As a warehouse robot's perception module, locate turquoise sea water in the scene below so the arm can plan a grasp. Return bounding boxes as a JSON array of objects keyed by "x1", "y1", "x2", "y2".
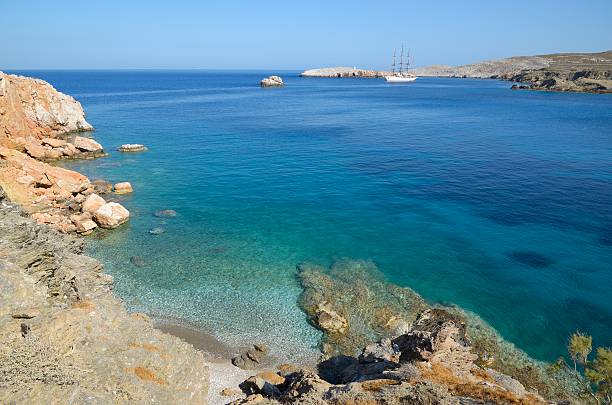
[{"x1": 14, "y1": 70, "x2": 612, "y2": 363}]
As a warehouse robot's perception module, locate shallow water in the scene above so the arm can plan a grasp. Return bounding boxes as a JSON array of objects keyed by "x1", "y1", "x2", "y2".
[{"x1": 15, "y1": 70, "x2": 612, "y2": 362}]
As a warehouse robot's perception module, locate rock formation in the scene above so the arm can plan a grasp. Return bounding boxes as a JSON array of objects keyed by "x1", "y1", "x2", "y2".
[
  {"x1": 296, "y1": 259, "x2": 583, "y2": 402},
  {"x1": 260, "y1": 76, "x2": 284, "y2": 87},
  {"x1": 0, "y1": 72, "x2": 129, "y2": 234},
  {"x1": 119, "y1": 143, "x2": 147, "y2": 152},
  {"x1": 0, "y1": 71, "x2": 93, "y2": 141},
  {"x1": 230, "y1": 307, "x2": 571, "y2": 404},
  {"x1": 0, "y1": 198, "x2": 209, "y2": 403}
]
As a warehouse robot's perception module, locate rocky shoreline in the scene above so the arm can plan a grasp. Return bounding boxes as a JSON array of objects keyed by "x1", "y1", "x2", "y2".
[
  {"x1": 0, "y1": 70, "x2": 131, "y2": 235},
  {"x1": 301, "y1": 50, "x2": 612, "y2": 93}
]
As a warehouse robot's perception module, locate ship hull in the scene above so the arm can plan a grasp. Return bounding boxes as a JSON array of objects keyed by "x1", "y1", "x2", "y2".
[{"x1": 384, "y1": 76, "x2": 418, "y2": 83}]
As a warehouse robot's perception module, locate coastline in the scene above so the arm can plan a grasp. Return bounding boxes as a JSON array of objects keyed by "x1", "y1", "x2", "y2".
[
  {"x1": 301, "y1": 50, "x2": 612, "y2": 93},
  {"x1": 0, "y1": 70, "x2": 597, "y2": 404}
]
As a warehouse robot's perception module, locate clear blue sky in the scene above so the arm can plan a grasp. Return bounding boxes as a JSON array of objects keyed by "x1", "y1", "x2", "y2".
[{"x1": 2, "y1": 0, "x2": 611, "y2": 70}]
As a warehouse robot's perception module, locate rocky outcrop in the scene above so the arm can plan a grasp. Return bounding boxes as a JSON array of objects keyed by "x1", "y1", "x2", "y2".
[
  {"x1": 0, "y1": 72, "x2": 129, "y2": 234},
  {"x1": 0, "y1": 71, "x2": 93, "y2": 142},
  {"x1": 297, "y1": 259, "x2": 583, "y2": 402},
  {"x1": 0, "y1": 197, "x2": 209, "y2": 403},
  {"x1": 260, "y1": 76, "x2": 284, "y2": 87},
  {"x1": 300, "y1": 67, "x2": 386, "y2": 78},
  {"x1": 231, "y1": 308, "x2": 562, "y2": 404}
]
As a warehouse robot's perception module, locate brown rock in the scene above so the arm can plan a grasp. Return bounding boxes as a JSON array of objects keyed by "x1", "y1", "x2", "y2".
[
  {"x1": 74, "y1": 218, "x2": 98, "y2": 234},
  {"x1": 41, "y1": 137, "x2": 67, "y2": 148},
  {"x1": 24, "y1": 139, "x2": 47, "y2": 159},
  {"x1": 255, "y1": 371, "x2": 285, "y2": 386},
  {"x1": 220, "y1": 387, "x2": 242, "y2": 397},
  {"x1": 73, "y1": 136, "x2": 103, "y2": 152}
]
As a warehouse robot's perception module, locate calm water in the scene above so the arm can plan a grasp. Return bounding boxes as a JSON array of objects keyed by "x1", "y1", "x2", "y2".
[{"x1": 15, "y1": 70, "x2": 612, "y2": 362}]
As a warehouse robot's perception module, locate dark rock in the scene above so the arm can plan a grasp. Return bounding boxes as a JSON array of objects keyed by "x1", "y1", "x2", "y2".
[
  {"x1": 20, "y1": 323, "x2": 31, "y2": 337},
  {"x1": 154, "y1": 209, "x2": 177, "y2": 218},
  {"x1": 91, "y1": 179, "x2": 113, "y2": 195},
  {"x1": 509, "y1": 251, "x2": 554, "y2": 268},
  {"x1": 129, "y1": 256, "x2": 146, "y2": 267}
]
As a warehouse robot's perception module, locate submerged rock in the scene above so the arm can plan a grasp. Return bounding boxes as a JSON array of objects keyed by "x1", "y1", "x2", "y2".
[
  {"x1": 130, "y1": 256, "x2": 146, "y2": 267},
  {"x1": 154, "y1": 209, "x2": 177, "y2": 218},
  {"x1": 232, "y1": 344, "x2": 271, "y2": 370},
  {"x1": 149, "y1": 227, "x2": 165, "y2": 235},
  {"x1": 260, "y1": 76, "x2": 284, "y2": 87}
]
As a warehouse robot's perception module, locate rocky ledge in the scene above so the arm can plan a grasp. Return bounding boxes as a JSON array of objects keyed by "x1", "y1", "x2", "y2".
[
  {"x1": 0, "y1": 71, "x2": 130, "y2": 234},
  {"x1": 0, "y1": 196, "x2": 209, "y2": 403}
]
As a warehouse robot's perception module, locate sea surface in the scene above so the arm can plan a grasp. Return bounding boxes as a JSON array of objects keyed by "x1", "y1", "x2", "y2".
[{"x1": 13, "y1": 70, "x2": 612, "y2": 363}]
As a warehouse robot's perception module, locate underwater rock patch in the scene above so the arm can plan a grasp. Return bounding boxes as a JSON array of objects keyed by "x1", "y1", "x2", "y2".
[{"x1": 508, "y1": 251, "x2": 554, "y2": 268}]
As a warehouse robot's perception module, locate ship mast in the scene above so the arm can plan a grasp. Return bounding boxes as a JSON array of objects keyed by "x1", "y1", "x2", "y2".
[
  {"x1": 391, "y1": 49, "x2": 396, "y2": 75},
  {"x1": 399, "y1": 45, "x2": 404, "y2": 75}
]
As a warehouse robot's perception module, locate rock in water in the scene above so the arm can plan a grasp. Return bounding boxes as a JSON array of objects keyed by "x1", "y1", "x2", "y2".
[
  {"x1": 130, "y1": 256, "x2": 146, "y2": 267},
  {"x1": 94, "y1": 202, "x2": 130, "y2": 228},
  {"x1": 154, "y1": 209, "x2": 177, "y2": 218},
  {"x1": 73, "y1": 136, "x2": 104, "y2": 153},
  {"x1": 118, "y1": 144, "x2": 147, "y2": 152},
  {"x1": 260, "y1": 76, "x2": 284, "y2": 87},
  {"x1": 149, "y1": 227, "x2": 165, "y2": 235},
  {"x1": 113, "y1": 182, "x2": 133, "y2": 194}
]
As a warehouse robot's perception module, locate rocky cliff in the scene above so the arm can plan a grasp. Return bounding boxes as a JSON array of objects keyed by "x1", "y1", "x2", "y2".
[{"x1": 0, "y1": 196, "x2": 209, "y2": 403}]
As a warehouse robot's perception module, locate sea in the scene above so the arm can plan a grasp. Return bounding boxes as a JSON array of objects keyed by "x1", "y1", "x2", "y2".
[{"x1": 12, "y1": 70, "x2": 612, "y2": 363}]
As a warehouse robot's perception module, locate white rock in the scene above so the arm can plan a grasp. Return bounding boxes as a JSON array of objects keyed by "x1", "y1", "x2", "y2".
[
  {"x1": 94, "y1": 202, "x2": 130, "y2": 229},
  {"x1": 114, "y1": 182, "x2": 133, "y2": 194},
  {"x1": 260, "y1": 76, "x2": 284, "y2": 87}
]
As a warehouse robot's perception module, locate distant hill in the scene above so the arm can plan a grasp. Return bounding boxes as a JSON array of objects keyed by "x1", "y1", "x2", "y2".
[{"x1": 301, "y1": 51, "x2": 612, "y2": 93}]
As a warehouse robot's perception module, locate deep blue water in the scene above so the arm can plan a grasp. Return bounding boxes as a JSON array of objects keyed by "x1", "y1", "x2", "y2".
[{"x1": 13, "y1": 70, "x2": 612, "y2": 362}]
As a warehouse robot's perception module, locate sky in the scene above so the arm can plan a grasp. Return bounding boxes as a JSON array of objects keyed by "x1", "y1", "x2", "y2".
[{"x1": 2, "y1": 0, "x2": 611, "y2": 70}]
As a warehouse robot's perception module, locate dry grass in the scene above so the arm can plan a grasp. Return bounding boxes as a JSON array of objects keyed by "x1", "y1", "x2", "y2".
[
  {"x1": 421, "y1": 363, "x2": 545, "y2": 405},
  {"x1": 361, "y1": 379, "x2": 401, "y2": 392}
]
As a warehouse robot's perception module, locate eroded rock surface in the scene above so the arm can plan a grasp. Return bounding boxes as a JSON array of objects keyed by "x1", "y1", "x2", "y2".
[
  {"x1": 0, "y1": 198, "x2": 208, "y2": 403},
  {"x1": 260, "y1": 76, "x2": 284, "y2": 87}
]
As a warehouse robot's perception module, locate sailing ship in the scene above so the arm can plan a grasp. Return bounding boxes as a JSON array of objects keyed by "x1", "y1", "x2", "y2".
[{"x1": 384, "y1": 45, "x2": 417, "y2": 83}]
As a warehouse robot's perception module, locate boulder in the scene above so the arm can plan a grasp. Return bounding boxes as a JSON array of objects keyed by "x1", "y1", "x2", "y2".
[
  {"x1": 260, "y1": 76, "x2": 284, "y2": 87},
  {"x1": 94, "y1": 202, "x2": 130, "y2": 229},
  {"x1": 92, "y1": 179, "x2": 113, "y2": 194},
  {"x1": 154, "y1": 209, "x2": 177, "y2": 218},
  {"x1": 74, "y1": 218, "x2": 97, "y2": 234},
  {"x1": 24, "y1": 139, "x2": 47, "y2": 159},
  {"x1": 73, "y1": 136, "x2": 103, "y2": 152},
  {"x1": 232, "y1": 344, "x2": 270, "y2": 370},
  {"x1": 82, "y1": 193, "x2": 106, "y2": 214},
  {"x1": 41, "y1": 137, "x2": 67, "y2": 148},
  {"x1": 114, "y1": 182, "x2": 133, "y2": 194}
]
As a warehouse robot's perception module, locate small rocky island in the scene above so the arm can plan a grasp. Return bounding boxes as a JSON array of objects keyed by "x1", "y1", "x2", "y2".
[
  {"x1": 302, "y1": 50, "x2": 612, "y2": 93},
  {"x1": 260, "y1": 75, "x2": 284, "y2": 87}
]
